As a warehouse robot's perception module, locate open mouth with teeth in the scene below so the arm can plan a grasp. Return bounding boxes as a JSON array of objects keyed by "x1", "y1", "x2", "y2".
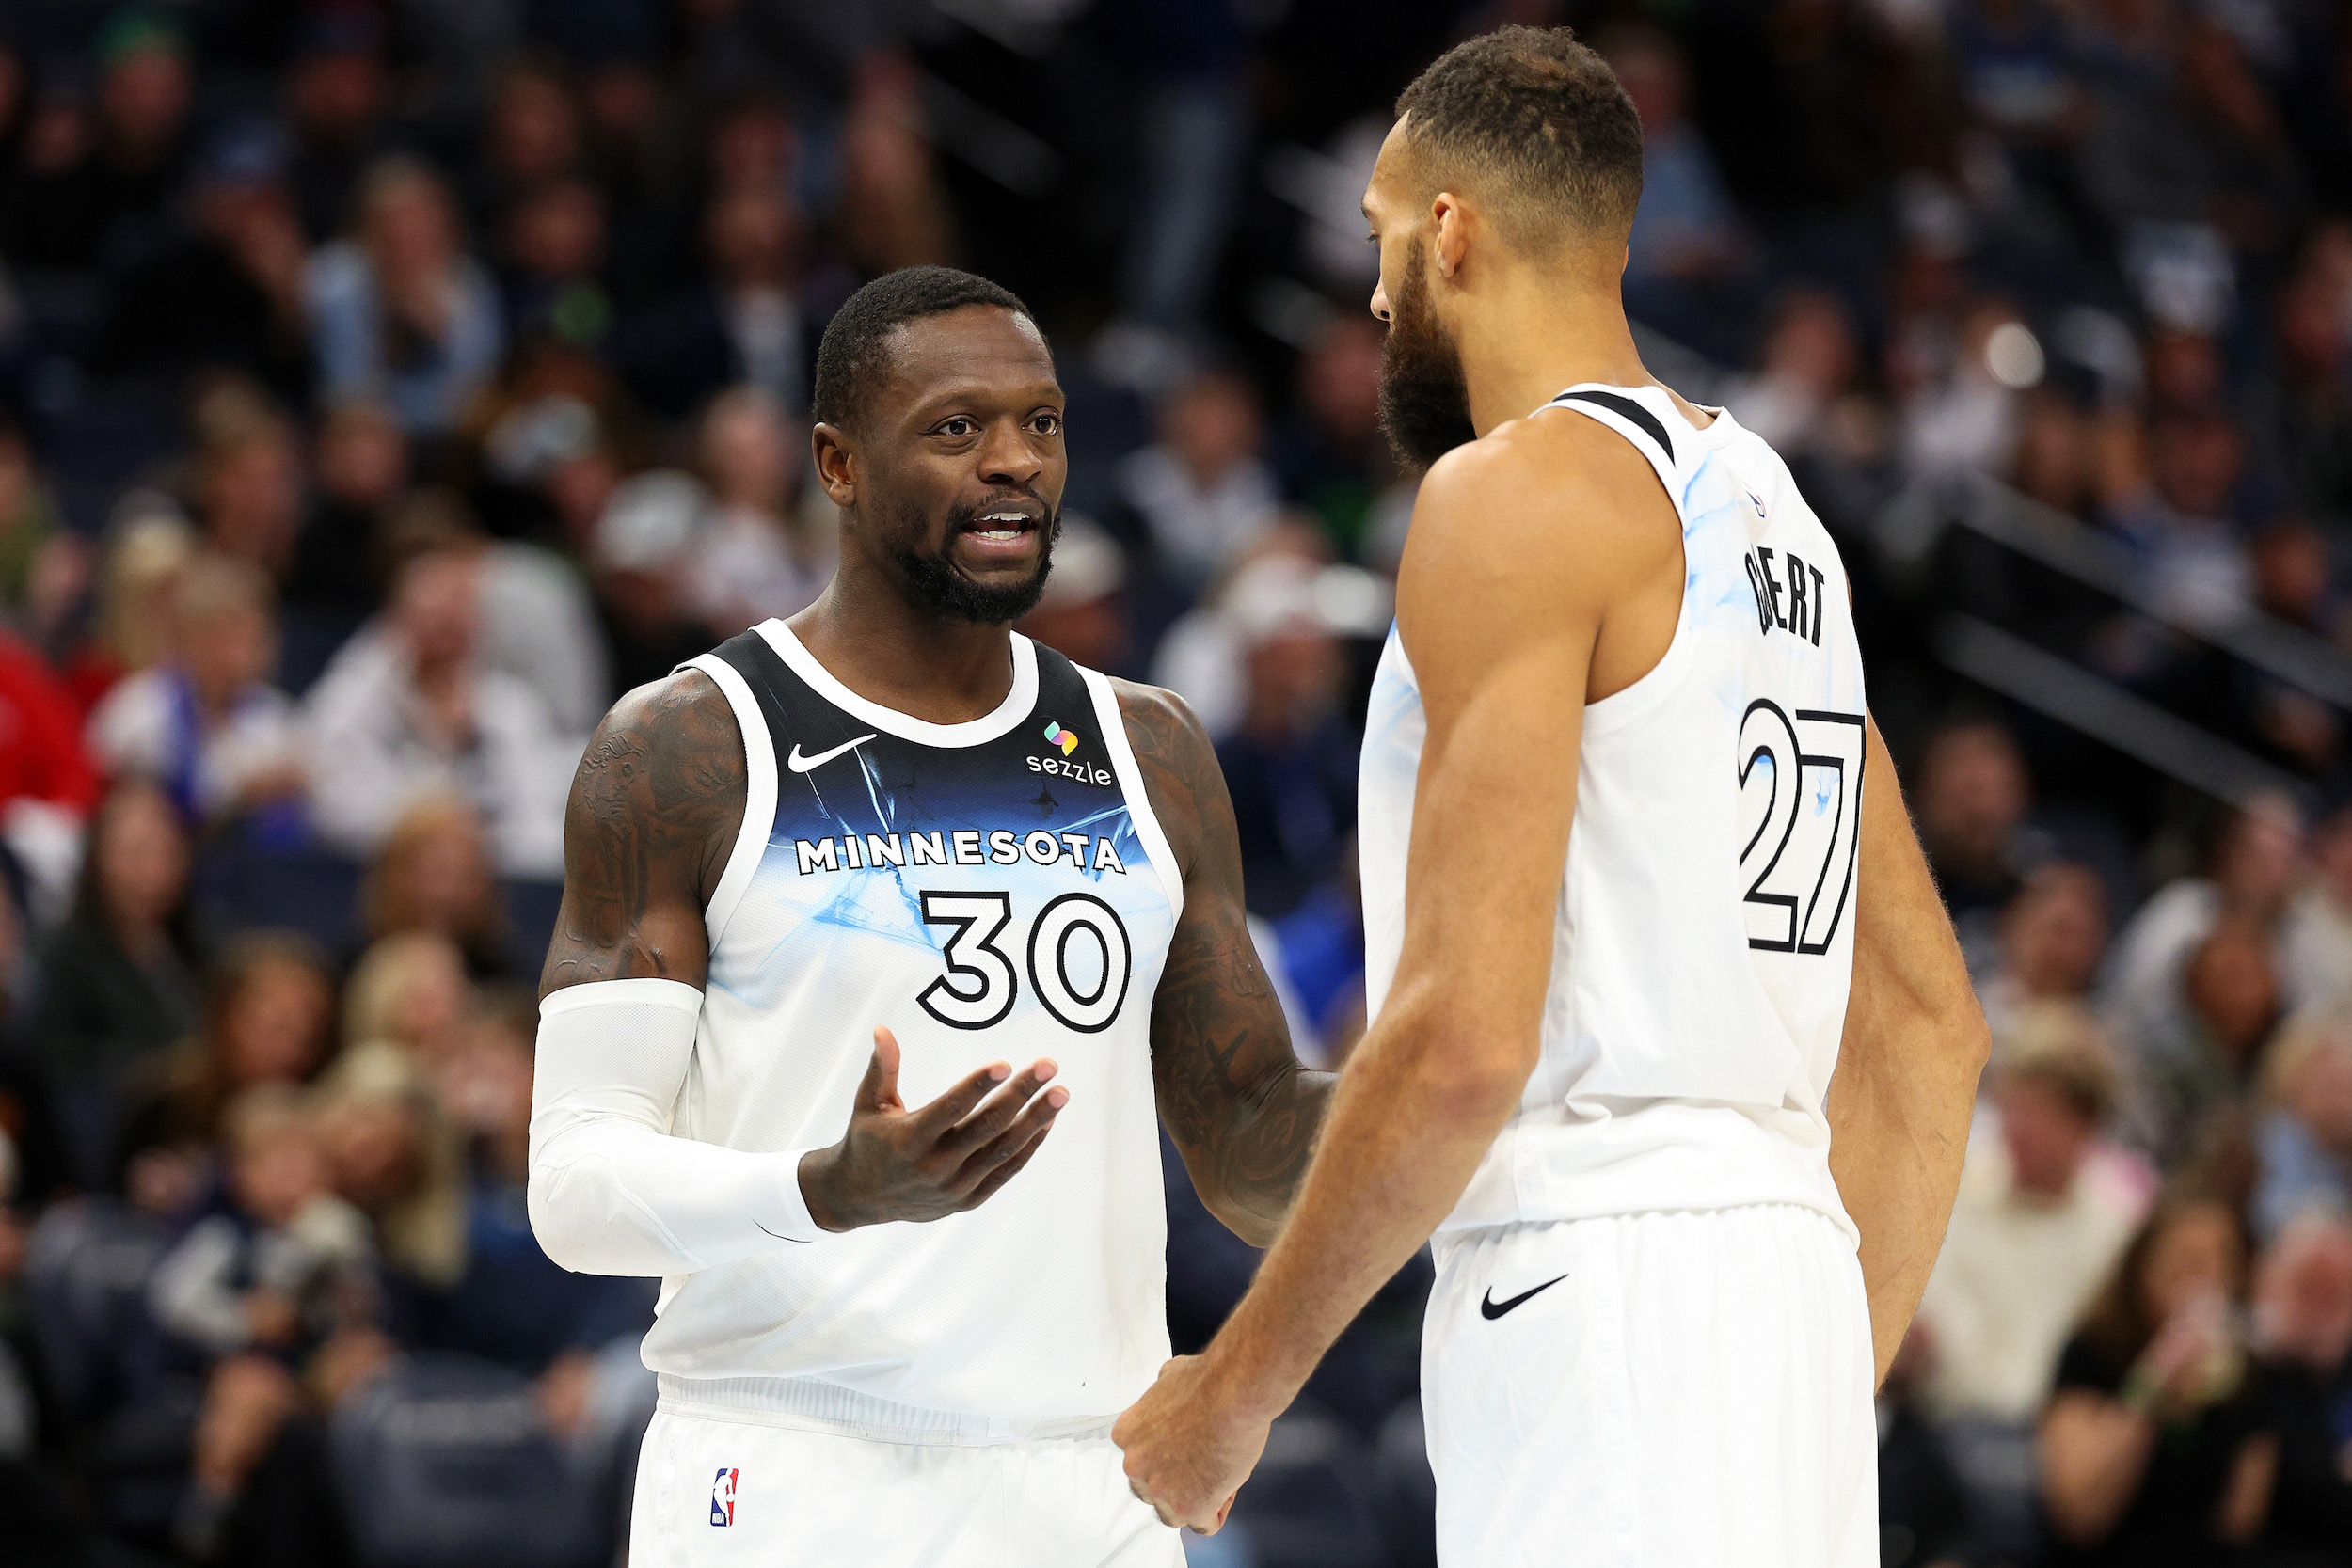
[{"x1": 966, "y1": 510, "x2": 1037, "y2": 542}]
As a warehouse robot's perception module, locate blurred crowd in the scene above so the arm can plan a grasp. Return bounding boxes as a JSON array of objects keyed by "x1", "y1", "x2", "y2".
[{"x1": 0, "y1": 0, "x2": 2344, "y2": 1565}]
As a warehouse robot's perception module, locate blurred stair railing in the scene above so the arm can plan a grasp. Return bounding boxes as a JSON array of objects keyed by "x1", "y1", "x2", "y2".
[
  {"x1": 1934, "y1": 615, "x2": 2310, "y2": 809},
  {"x1": 1883, "y1": 470, "x2": 2352, "y2": 710},
  {"x1": 1878, "y1": 471, "x2": 2337, "y2": 809}
]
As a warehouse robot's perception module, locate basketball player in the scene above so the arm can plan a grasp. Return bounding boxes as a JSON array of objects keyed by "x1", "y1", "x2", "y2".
[
  {"x1": 1115, "y1": 28, "x2": 1988, "y2": 1563},
  {"x1": 525, "y1": 267, "x2": 1329, "y2": 1565}
]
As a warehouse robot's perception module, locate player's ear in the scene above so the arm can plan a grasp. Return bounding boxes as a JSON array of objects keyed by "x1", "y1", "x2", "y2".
[
  {"x1": 1431, "y1": 194, "x2": 1467, "y2": 281},
  {"x1": 811, "y1": 421, "x2": 859, "y2": 509}
]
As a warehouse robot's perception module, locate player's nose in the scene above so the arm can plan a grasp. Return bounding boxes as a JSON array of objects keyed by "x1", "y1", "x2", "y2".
[
  {"x1": 976, "y1": 417, "x2": 1046, "y2": 487},
  {"x1": 1370, "y1": 277, "x2": 1391, "y2": 322}
]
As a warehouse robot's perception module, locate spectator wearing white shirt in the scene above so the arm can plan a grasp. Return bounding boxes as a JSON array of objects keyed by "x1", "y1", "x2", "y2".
[
  {"x1": 1116, "y1": 368, "x2": 1281, "y2": 588},
  {"x1": 1916, "y1": 1014, "x2": 2148, "y2": 1557},
  {"x1": 87, "y1": 554, "x2": 306, "y2": 825},
  {"x1": 303, "y1": 547, "x2": 572, "y2": 878}
]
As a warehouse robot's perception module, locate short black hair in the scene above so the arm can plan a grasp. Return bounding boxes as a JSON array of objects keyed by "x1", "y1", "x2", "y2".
[
  {"x1": 812, "y1": 266, "x2": 1037, "y2": 432},
  {"x1": 1393, "y1": 25, "x2": 1645, "y2": 249}
]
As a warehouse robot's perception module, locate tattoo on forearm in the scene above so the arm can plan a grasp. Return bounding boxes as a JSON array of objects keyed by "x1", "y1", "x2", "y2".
[
  {"x1": 1120, "y1": 685, "x2": 1335, "y2": 1243},
  {"x1": 541, "y1": 673, "x2": 747, "y2": 995}
]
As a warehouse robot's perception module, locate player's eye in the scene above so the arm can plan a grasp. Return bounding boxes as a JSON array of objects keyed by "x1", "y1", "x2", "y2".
[
  {"x1": 1030, "y1": 412, "x2": 1061, "y2": 436},
  {"x1": 936, "y1": 417, "x2": 977, "y2": 437}
]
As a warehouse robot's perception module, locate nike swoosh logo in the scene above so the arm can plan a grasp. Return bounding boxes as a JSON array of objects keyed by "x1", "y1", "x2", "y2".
[
  {"x1": 1480, "y1": 1274, "x2": 1568, "y2": 1320},
  {"x1": 787, "y1": 734, "x2": 877, "y2": 774}
]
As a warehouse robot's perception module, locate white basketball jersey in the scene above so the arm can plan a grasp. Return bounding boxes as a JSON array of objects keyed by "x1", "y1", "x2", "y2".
[
  {"x1": 651, "y1": 622, "x2": 1181, "y2": 1435},
  {"x1": 1360, "y1": 384, "x2": 1867, "y2": 1240}
]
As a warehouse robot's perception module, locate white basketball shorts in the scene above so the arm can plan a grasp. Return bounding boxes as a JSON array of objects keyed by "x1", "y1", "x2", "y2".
[
  {"x1": 1422, "y1": 1203, "x2": 1878, "y2": 1568},
  {"x1": 628, "y1": 1407, "x2": 1184, "y2": 1568}
]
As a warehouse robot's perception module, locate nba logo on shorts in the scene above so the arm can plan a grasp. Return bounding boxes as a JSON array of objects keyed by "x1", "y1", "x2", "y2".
[{"x1": 709, "y1": 1466, "x2": 739, "y2": 1527}]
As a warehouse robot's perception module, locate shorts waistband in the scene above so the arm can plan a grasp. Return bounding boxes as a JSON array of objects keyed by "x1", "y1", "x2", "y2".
[{"x1": 653, "y1": 1373, "x2": 1119, "y2": 1447}]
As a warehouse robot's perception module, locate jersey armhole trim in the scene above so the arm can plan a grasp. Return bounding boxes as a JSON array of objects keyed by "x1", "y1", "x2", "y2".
[
  {"x1": 1528, "y1": 387, "x2": 1701, "y2": 736},
  {"x1": 681, "y1": 652, "x2": 778, "y2": 946},
  {"x1": 1081, "y1": 668, "x2": 1186, "y2": 926}
]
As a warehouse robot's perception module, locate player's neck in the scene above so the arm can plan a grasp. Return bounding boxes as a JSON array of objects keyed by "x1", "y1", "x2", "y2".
[
  {"x1": 788, "y1": 571, "x2": 1020, "y2": 725},
  {"x1": 1456, "y1": 279, "x2": 1650, "y2": 438}
]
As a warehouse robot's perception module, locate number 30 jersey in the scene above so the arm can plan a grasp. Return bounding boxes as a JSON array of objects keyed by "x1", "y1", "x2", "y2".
[
  {"x1": 649, "y1": 621, "x2": 1181, "y2": 1434},
  {"x1": 1359, "y1": 384, "x2": 1867, "y2": 1243}
]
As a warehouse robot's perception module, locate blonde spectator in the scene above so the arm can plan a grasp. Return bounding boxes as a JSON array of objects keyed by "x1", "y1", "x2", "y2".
[
  {"x1": 316, "y1": 1041, "x2": 467, "y2": 1286},
  {"x1": 119, "y1": 930, "x2": 337, "y2": 1158},
  {"x1": 342, "y1": 930, "x2": 470, "y2": 1065},
  {"x1": 2252, "y1": 1009, "x2": 2352, "y2": 1241},
  {"x1": 360, "y1": 795, "x2": 507, "y2": 975},
  {"x1": 91, "y1": 508, "x2": 199, "y2": 690},
  {"x1": 87, "y1": 554, "x2": 306, "y2": 822}
]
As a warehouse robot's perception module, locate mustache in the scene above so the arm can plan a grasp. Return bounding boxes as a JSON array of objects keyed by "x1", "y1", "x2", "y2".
[{"x1": 946, "y1": 487, "x2": 1054, "y2": 531}]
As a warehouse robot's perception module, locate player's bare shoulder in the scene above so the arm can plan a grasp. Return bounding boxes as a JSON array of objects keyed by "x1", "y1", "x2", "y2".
[
  {"x1": 1106, "y1": 677, "x2": 1222, "y2": 880},
  {"x1": 542, "y1": 668, "x2": 749, "y2": 995},
  {"x1": 1400, "y1": 407, "x2": 1677, "y2": 617}
]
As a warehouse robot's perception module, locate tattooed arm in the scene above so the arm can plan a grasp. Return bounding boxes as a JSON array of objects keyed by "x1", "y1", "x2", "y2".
[
  {"x1": 540, "y1": 670, "x2": 745, "y2": 999},
  {"x1": 532, "y1": 672, "x2": 1071, "y2": 1268},
  {"x1": 1117, "y1": 681, "x2": 1334, "y2": 1249}
]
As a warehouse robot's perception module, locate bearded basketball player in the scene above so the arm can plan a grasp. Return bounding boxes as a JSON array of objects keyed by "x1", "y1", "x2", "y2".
[
  {"x1": 526, "y1": 267, "x2": 1330, "y2": 1566},
  {"x1": 1116, "y1": 28, "x2": 1988, "y2": 1565}
]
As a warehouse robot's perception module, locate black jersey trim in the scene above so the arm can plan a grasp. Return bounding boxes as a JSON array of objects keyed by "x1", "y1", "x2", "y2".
[{"x1": 1552, "y1": 388, "x2": 1676, "y2": 467}]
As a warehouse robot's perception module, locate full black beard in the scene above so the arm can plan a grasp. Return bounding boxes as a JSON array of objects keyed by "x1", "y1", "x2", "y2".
[
  {"x1": 890, "y1": 499, "x2": 1062, "y2": 625},
  {"x1": 1376, "y1": 245, "x2": 1477, "y2": 469}
]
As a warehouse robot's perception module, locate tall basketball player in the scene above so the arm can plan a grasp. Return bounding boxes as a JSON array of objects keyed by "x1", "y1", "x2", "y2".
[
  {"x1": 525, "y1": 267, "x2": 1329, "y2": 1566},
  {"x1": 1117, "y1": 28, "x2": 1988, "y2": 1564}
]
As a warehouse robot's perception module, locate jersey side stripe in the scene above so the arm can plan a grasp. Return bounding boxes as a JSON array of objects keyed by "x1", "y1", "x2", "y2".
[{"x1": 1080, "y1": 668, "x2": 1185, "y2": 925}]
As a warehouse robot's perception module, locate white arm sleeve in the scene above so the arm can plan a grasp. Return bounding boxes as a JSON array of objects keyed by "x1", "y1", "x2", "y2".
[{"x1": 527, "y1": 978, "x2": 824, "y2": 1275}]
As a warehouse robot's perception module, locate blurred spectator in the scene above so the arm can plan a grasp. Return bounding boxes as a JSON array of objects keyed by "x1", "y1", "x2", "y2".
[
  {"x1": 2039, "y1": 1195, "x2": 2277, "y2": 1566},
  {"x1": 590, "y1": 467, "x2": 715, "y2": 692},
  {"x1": 1599, "y1": 24, "x2": 1753, "y2": 364},
  {"x1": 1914, "y1": 718, "x2": 2039, "y2": 971},
  {"x1": 2138, "y1": 917, "x2": 2283, "y2": 1168},
  {"x1": 469, "y1": 56, "x2": 584, "y2": 235},
  {"x1": 382, "y1": 486, "x2": 609, "y2": 735},
  {"x1": 2266, "y1": 234, "x2": 2352, "y2": 525},
  {"x1": 2252, "y1": 1010, "x2": 2352, "y2": 1243},
  {"x1": 2108, "y1": 798, "x2": 2302, "y2": 1066},
  {"x1": 28, "y1": 779, "x2": 201, "y2": 1187},
  {"x1": 1017, "y1": 519, "x2": 1132, "y2": 677},
  {"x1": 304, "y1": 548, "x2": 573, "y2": 877},
  {"x1": 0, "y1": 9, "x2": 194, "y2": 271},
  {"x1": 1270, "y1": 314, "x2": 1391, "y2": 558},
  {"x1": 1210, "y1": 556, "x2": 1365, "y2": 919},
  {"x1": 359, "y1": 798, "x2": 509, "y2": 979},
  {"x1": 2106, "y1": 408, "x2": 2256, "y2": 633},
  {"x1": 343, "y1": 931, "x2": 472, "y2": 1066},
  {"x1": 117, "y1": 931, "x2": 338, "y2": 1163},
  {"x1": 0, "y1": 626, "x2": 103, "y2": 915},
  {"x1": 1979, "y1": 861, "x2": 2110, "y2": 1048},
  {"x1": 1874, "y1": 1328, "x2": 1974, "y2": 1568},
  {"x1": 499, "y1": 175, "x2": 612, "y2": 351},
  {"x1": 1901, "y1": 302, "x2": 2031, "y2": 481},
  {"x1": 284, "y1": 399, "x2": 409, "y2": 636},
  {"x1": 2249, "y1": 1212, "x2": 2352, "y2": 1556},
  {"x1": 67, "y1": 511, "x2": 198, "y2": 713},
  {"x1": 193, "y1": 407, "x2": 306, "y2": 582},
  {"x1": 680, "y1": 386, "x2": 832, "y2": 639},
  {"x1": 1117, "y1": 369, "x2": 1280, "y2": 590},
  {"x1": 86, "y1": 554, "x2": 306, "y2": 826},
  {"x1": 2281, "y1": 801, "x2": 2352, "y2": 1012},
  {"x1": 284, "y1": 6, "x2": 399, "y2": 245},
  {"x1": 146, "y1": 1085, "x2": 371, "y2": 1364},
  {"x1": 307, "y1": 157, "x2": 504, "y2": 437},
  {"x1": 92, "y1": 120, "x2": 315, "y2": 407},
  {"x1": 1917, "y1": 1012, "x2": 2143, "y2": 1556},
  {"x1": 0, "y1": 419, "x2": 60, "y2": 621},
  {"x1": 612, "y1": 182, "x2": 812, "y2": 420},
  {"x1": 1723, "y1": 289, "x2": 1885, "y2": 466},
  {"x1": 317, "y1": 1041, "x2": 466, "y2": 1288},
  {"x1": 836, "y1": 55, "x2": 955, "y2": 275}
]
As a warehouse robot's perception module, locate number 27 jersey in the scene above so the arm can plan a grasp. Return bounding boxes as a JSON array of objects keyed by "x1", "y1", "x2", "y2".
[
  {"x1": 650, "y1": 621, "x2": 1181, "y2": 1435},
  {"x1": 1359, "y1": 384, "x2": 1868, "y2": 1241}
]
